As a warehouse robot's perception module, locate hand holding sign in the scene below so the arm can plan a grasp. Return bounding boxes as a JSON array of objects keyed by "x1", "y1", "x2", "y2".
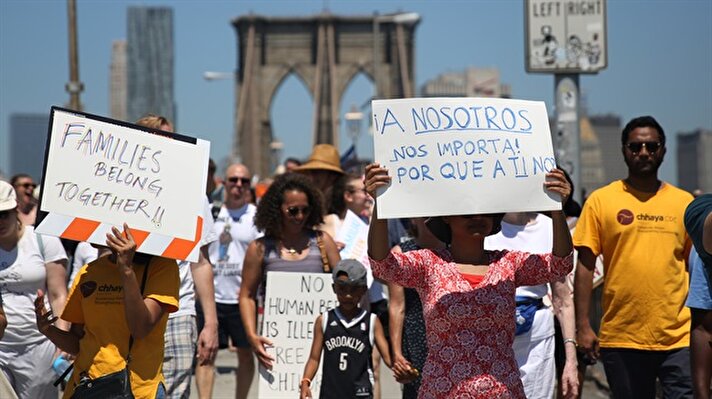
[
  {"x1": 364, "y1": 163, "x2": 391, "y2": 199},
  {"x1": 105, "y1": 223, "x2": 137, "y2": 269},
  {"x1": 544, "y1": 168, "x2": 571, "y2": 206}
]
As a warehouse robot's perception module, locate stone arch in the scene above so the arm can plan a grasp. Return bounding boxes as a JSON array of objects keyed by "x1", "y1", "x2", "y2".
[{"x1": 232, "y1": 13, "x2": 419, "y2": 177}]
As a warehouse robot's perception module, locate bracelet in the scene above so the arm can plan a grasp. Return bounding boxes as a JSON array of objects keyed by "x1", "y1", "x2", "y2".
[
  {"x1": 563, "y1": 338, "x2": 578, "y2": 347},
  {"x1": 300, "y1": 378, "x2": 311, "y2": 386}
]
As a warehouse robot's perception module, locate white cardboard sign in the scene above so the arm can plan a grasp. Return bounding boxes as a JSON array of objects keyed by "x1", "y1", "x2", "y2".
[
  {"x1": 372, "y1": 97, "x2": 561, "y2": 218},
  {"x1": 258, "y1": 272, "x2": 338, "y2": 398},
  {"x1": 35, "y1": 107, "x2": 209, "y2": 262}
]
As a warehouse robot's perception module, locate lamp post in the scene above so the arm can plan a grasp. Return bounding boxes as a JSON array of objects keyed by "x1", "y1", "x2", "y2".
[
  {"x1": 344, "y1": 104, "x2": 363, "y2": 147},
  {"x1": 203, "y1": 70, "x2": 241, "y2": 170},
  {"x1": 66, "y1": 0, "x2": 83, "y2": 111}
]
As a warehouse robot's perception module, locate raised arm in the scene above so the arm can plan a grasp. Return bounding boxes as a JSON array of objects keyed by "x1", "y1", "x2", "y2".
[
  {"x1": 35, "y1": 289, "x2": 83, "y2": 355},
  {"x1": 107, "y1": 224, "x2": 167, "y2": 339},
  {"x1": 544, "y1": 169, "x2": 574, "y2": 258},
  {"x1": 365, "y1": 163, "x2": 392, "y2": 261},
  {"x1": 239, "y1": 239, "x2": 275, "y2": 369}
]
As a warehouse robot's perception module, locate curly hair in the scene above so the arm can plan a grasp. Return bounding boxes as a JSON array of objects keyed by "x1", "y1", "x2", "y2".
[{"x1": 254, "y1": 173, "x2": 324, "y2": 238}]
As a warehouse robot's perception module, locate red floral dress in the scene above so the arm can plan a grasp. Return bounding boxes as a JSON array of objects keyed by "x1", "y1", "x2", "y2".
[{"x1": 370, "y1": 248, "x2": 572, "y2": 399}]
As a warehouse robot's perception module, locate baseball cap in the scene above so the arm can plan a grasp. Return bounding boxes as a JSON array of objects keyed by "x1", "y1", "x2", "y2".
[
  {"x1": 332, "y1": 259, "x2": 367, "y2": 286},
  {"x1": 0, "y1": 181, "x2": 18, "y2": 212}
]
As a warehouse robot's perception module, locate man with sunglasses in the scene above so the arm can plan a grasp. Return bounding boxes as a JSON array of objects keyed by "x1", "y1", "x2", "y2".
[
  {"x1": 574, "y1": 116, "x2": 694, "y2": 398},
  {"x1": 199, "y1": 163, "x2": 261, "y2": 399},
  {"x1": 10, "y1": 174, "x2": 37, "y2": 226}
]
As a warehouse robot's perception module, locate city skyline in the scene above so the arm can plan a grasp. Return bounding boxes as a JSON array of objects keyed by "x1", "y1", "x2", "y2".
[{"x1": 1, "y1": 1, "x2": 710, "y2": 183}]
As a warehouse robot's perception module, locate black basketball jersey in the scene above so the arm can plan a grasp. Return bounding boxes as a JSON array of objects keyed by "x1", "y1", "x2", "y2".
[{"x1": 319, "y1": 308, "x2": 375, "y2": 399}]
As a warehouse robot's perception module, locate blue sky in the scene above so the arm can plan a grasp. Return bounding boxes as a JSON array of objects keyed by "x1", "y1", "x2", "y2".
[{"x1": 1, "y1": 0, "x2": 711, "y2": 184}]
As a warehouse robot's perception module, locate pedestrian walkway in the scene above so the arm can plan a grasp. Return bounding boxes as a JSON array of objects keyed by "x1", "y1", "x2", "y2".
[{"x1": 189, "y1": 349, "x2": 611, "y2": 398}]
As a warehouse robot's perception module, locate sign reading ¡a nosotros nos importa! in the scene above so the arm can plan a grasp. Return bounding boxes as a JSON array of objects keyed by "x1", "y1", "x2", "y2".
[
  {"x1": 372, "y1": 97, "x2": 562, "y2": 219},
  {"x1": 35, "y1": 107, "x2": 210, "y2": 262}
]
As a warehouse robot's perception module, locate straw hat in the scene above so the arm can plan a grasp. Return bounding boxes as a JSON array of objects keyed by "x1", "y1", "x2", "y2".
[{"x1": 293, "y1": 144, "x2": 344, "y2": 174}]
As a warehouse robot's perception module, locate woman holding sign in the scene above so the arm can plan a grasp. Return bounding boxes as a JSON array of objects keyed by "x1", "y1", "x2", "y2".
[
  {"x1": 365, "y1": 163, "x2": 574, "y2": 399},
  {"x1": 240, "y1": 173, "x2": 341, "y2": 369},
  {"x1": 34, "y1": 224, "x2": 179, "y2": 399}
]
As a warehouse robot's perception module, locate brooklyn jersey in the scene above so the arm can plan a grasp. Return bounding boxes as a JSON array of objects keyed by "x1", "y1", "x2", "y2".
[{"x1": 320, "y1": 309, "x2": 375, "y2": 399}]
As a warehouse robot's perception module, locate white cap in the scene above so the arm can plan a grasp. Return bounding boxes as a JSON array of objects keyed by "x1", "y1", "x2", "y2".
[{"x1": 0, "y1": 181, "x2": 18, "y2": 212}]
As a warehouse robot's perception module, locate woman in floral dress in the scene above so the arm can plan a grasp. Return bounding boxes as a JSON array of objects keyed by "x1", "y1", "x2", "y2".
[{"x1": 365, "y1": 163, "x2": 574, "y2": 399}]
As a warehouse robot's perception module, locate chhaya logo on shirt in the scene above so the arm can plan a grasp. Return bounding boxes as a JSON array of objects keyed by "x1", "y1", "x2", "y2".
[
  {"x1": 616, "y1": 209, "x2": 634, "y2": 225},
  {"x1": 616, "y1": 209, "x2": 677, "y2": 226},
  {"x1": 79, "y1": 281, "x2": 97, "y2": 297}
]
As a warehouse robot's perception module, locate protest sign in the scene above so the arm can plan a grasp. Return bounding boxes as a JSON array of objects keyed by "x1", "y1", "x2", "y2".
[
  {"x1": 259, "y1": 272, "x2": 338, "y2": 398},
  {"x1": 35, "y1": 107, "x2": 209, "y2": 262},
  {"x1": 372, "y1": 97, "x2": 561, "y2": 218},
  {"x1": 335, "y1": 210, "x2": 369, "y2": 264}
]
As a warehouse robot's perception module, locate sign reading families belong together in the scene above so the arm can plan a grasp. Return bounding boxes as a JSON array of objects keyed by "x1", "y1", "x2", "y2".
[
  {"x1": 36, "y1": 107, "x2": 210, "y2": 262},
  {"x1": 372, "y1": 97, "x2": 561, "y2": 218}
]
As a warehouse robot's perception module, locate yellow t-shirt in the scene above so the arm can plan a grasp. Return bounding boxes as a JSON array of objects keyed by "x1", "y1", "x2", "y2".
[
  {"x1": 61, "y1": 255, "x2": 179, "y2": 399},
  {"x1": 573, "y1": 180, "x2": 692, "y2": 350}
]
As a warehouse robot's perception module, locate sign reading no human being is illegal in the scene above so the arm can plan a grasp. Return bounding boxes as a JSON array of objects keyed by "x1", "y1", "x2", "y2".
[
  {"x1": 371, "y1": 97, "x2": 562, "y2": 219},
  {"x1": 35, "y1": 107, "x2": 210, "y2": 262},
  {"x1": 259, "y1": 272, "x2": 339, "y2": 398}
]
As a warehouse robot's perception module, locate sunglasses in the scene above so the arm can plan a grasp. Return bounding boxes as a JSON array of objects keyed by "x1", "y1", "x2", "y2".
[
  {"x1": 16, "y1": 183, "x2": 37, "y2": 190},
  {"x1": 0, "y1": 210, "x2": 14, "y2": 220},
  {"x1": 626, "y1": 141, "x2": 661, "y2": 154},
  {"x1": 285, "y1": 206, "x2": 310, "y2": 217},
  {"x1": 227, "y1": 176, "x2": 251, "y2": 186}
]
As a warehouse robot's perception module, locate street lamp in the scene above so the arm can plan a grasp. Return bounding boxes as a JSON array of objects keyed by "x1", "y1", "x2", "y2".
[
  {"x1": 344, "y1": 105, "x2": 363, "y2": 146},
  {"x1": 203, "y1": 71, "x2": 235, "y2": 81}
]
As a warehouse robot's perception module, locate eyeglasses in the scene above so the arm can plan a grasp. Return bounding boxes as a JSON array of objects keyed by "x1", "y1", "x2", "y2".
[
  {"x1": 285, "y1": 206, "x2": 310, "y2": 217},
  {"x1": 626, "y1": 141, "x2": 662, "y2": 154},
  {"x1": 227, "y1": 176, "x2": 251, "y2": 186}
]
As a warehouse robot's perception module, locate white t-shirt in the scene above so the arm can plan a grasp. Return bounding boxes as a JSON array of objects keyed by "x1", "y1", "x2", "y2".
[
  {"x1": 485, "y1": 214, "x2": 555, "y2": 341},
  {"x1": 0, "y1": 226, "x2": 67, "y2": 348},
  {"x1": 208, "y1": 204, "x2": 261, "y2": 304},
  {"x1": 171, "y1": 198, "x2": 219, "y2": 318},
  {"x1": 69, "y1": 241, "x2": 98, "y2": 288}
]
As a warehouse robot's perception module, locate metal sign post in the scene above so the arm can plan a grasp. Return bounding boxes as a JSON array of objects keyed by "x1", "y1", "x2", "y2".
[{"x1": 554, "y1": 74, "x2": 580, "y2": 201}]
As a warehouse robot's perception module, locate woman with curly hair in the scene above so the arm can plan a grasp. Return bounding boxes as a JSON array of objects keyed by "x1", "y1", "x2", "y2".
[{"x1": 239, "y1": 173, "x2": 341, "y2": 369}]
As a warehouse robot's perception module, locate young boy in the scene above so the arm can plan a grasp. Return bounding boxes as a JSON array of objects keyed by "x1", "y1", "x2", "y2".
[{"x1": 300, "y1": 259, "x2": 411, "y2": 399}]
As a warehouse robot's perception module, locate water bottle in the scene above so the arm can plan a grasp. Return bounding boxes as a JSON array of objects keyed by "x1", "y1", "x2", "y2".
[{"x1": 52, "y1": 355, "x2": 73, "y2": 383}]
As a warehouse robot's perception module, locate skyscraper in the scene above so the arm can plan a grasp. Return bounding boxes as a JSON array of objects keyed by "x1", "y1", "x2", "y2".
[
  {"x1": 126, "y1": 6, "x2": 175, "y2": 124},
  {"x1": 110, "y1": 40, "x2": 128, "y2": 121},
  {"x1": 9, "y1": 113, "x2": 50, "y2": 180},
  {"x1": 677, "y1": 129, "x2": 712, "y2": 194}
]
